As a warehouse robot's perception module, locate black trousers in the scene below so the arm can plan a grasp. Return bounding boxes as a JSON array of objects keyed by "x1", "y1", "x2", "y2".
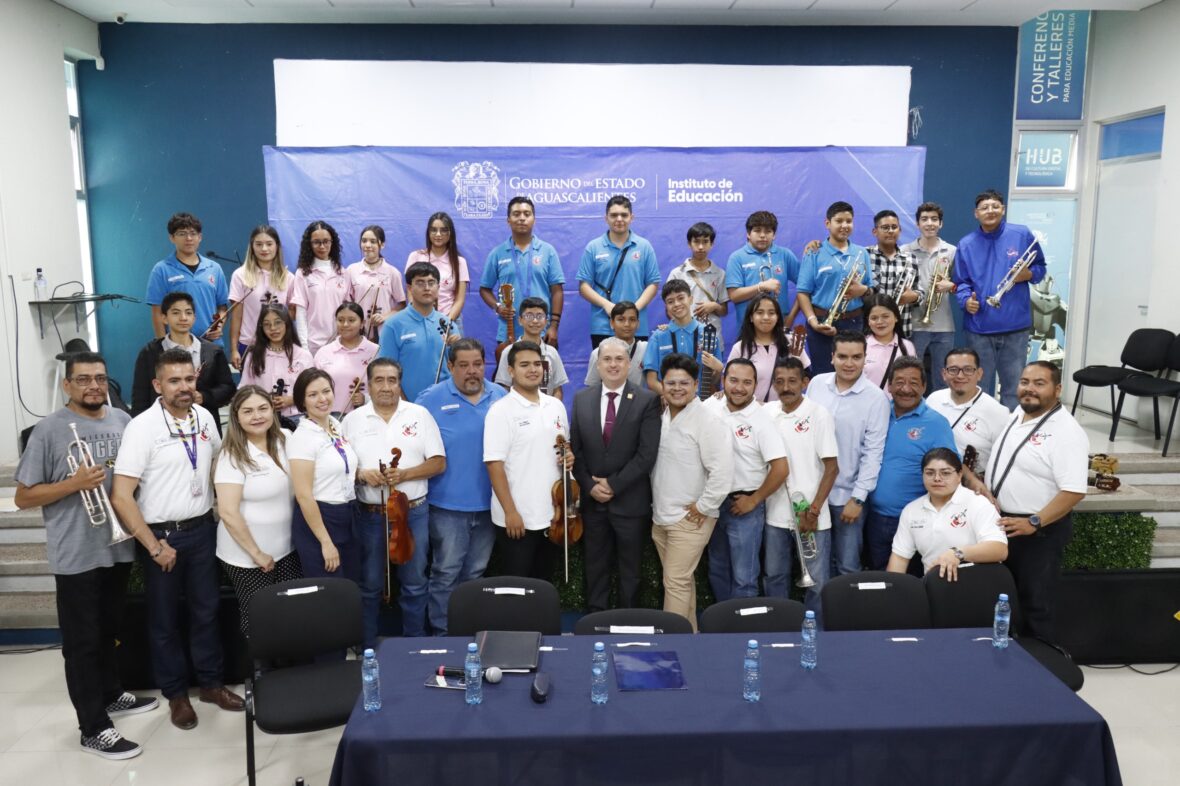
[
  {"x1": 582, "y1": 505, "x2": 649, "y2": 611},
  {"x1": 55, "y1": 562, "x2": 132, "y2": 736},
  {"x1": 1004, "y1": 513, "x2": 1073, "y2": 643},
  {"x1": 495, "y1": 527, "x2": 557, "y2": 581}
]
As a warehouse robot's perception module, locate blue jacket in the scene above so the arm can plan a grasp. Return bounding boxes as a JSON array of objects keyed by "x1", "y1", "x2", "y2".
[{"x1": 953, "y1": 220, "x2": 1045, "y2": 335}]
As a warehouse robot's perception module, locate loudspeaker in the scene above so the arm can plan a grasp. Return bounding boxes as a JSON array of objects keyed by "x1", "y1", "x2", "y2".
[{"x1": 1057, "y1": 569, "x2": 1180, "y2": 664}]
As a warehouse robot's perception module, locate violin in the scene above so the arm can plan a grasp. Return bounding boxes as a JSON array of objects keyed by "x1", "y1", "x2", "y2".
[
  {"x1": 382, "y1": 448, "x2": 414, "y2": 567},
  {"x1": 788, "y1": 324, "x2": 807, "y2": 357},
  {"x1": 547, "y1": 434, "x2": 582, "y2": 582},
  {"x1": 343, "y1": 376, "x2": 365, "y2": 414}
]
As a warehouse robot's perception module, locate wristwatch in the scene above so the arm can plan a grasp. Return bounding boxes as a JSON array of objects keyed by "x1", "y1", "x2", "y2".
[
  {"x1": 850, "y1": 496, "x2": 864, "y2": 506},
  {"x1": 951, "y1": 547, "x2": 965, "y2": 563},
  {"x1": 1028, "y1": 514, "x2": 1043, "y2": 531}
]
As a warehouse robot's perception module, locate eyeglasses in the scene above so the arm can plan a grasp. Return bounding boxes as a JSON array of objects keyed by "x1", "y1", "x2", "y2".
[
  {"x1": 69, "y1": 375, "x2": 109, "y2": 387},
  {"x1": 172, "y1": 230, "x2": 199, "y2": 239},
  {"x1": 411, "y1": 279, "x2": 439, "y2": 289},
  {"x1": 520, "y1": 313, "x2": 548, "y2": 322},
  {"x1": 944, "y1": 366, "x2": 978, "y2": 377},
  {"x1": 310, "y1": 238, "x2": 333, "y2": 247},
  {"x1": 922, "y1": 469, "x2": 959, "y2": 479},
  {"x1": 429, "y1": 227, "x2": 452, "y2": 235}
]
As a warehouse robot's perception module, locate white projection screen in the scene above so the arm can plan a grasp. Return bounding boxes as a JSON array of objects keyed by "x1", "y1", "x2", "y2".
[{"x1": 274, "y1": 60, "x2": 911, "y2": 148}]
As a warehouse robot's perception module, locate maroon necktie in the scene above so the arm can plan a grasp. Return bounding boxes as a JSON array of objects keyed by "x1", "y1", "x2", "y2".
[{"x1": 603, "y1": 391, "x2": 618, "y2": 445}]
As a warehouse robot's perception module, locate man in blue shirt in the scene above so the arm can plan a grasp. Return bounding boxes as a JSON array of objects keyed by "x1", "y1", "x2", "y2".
[
  {"x1": 144, "y1": 213, "x2": 228, "y2": 340},
  {"x1": 725, "y1": 210, "x2": 801, "y2": 326},
  {"x1": 577, "y1": 195, "x2": 661, "y2": 347},
  {"x1": 643, "y1": 280, "x2": 720, "y2": 397},
  {"x1": 796, "y1": 201, "x2": 874, "y2": 376},
  {"x1": 953, "y1": 189, "x2": 1047, "y2": 410},
  {"x1": 864, "y1": 355, "x2": 958, "y2": 570},
  {"x1": 479, "y1": 196, "x2": 565, "y2": 346},
  {"x1": 805, "y1": 331, "x2": 890, "y2": 577},
  {"x1": 379, "y1": 263, "x2": 454, "y2": 401},
  {"x1": 415, "y1": 338, "x2": 506, "y2": 635}
]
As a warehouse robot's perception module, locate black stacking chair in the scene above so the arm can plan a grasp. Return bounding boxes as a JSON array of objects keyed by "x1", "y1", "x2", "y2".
[
  {"x1": 699, "y1": 597, "x2": 806, "y2": 634},
  {"x1": 245, "y1": 578, "x2": 363, "y2": 786},
  {"x1": 924, "y1": 563, "x2": 1084, "y2": 691},
  {"x1": 1111, "y1": 334, "x2": 1180, "y2": 455},
  {"x1": 821, "y1": 571, "x2": 931, "y2": 631},
  {"x1": 1071, "y1": 328, "x2": 1173, "y2": 417},
  {"x1": 574, "y1": 608, "x2": 694, "y2": 635},
  {"x1": 447, "y1": 576, "x2": 562, "y2": 636}
]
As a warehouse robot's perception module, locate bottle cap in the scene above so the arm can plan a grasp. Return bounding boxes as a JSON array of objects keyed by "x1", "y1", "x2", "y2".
[
  {"x1": 468, "y1": 642, "x2": 479, "y2": 652},
  {"x1": 999, "y1": 593, "x2": 1009, "y2": 601},
  {"x1": 748, "y1": 639, "x2": 758, "y2": 648},
  {"x1": 594, "y1": 641, "x2": 605, "y2": 651},
  {"x1": 805, "y1": 610, "x2": 816, "y2": 619},
  {"x1": 363, "y1": 648, "x2": 375, "y2": 658}
]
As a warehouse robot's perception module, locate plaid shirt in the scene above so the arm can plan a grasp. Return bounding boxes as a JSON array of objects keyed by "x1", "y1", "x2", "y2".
[{"x1": 868, "y1": 245, "x2": 923, "y2": 338}]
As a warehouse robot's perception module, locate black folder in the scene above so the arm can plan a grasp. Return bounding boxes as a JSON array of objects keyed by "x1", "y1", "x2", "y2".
[{"x1": 475, "y1": 630, "x2": 542, "y2": 672}]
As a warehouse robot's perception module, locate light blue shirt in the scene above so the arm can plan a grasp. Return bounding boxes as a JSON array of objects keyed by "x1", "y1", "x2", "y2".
[
  {"x1": 725, "y1": 243, "x2": 801, "y2": 324},
  {"x1": 797, "y1": 241, "x2": 874, "y2": 313},
  {"x1": 871, "y1": 400, "x2": 958, "y2": 517},
  {"x1": 144, "y1": 253, "x2": 229, "y2": 337},
  {"x1": 415, "y1": 378, "x2": 507, "y2": 511},
  {"x1": 805, "y1": 371, "x2": 889, "y2": 505},
  {"x1": 378, "y1": 306, "x2": 452, "y2": 402},
  {"x1": 576, "y1": 231, "x2": 661, "y2": 337},
  {"x1": 643, "y1": 320, "x2": 706, "y2": 377},
  {"x1": 480, "y1": 235, "x2": 564, "y2": 342}
]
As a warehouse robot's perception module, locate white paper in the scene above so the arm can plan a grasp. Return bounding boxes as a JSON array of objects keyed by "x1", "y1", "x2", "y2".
[
  {"x1": 411, "y1": 649, "x2": 450, "y2": 655},
  {"x1": 609, "y1": 625, "x2": 656, "y2": 634},
  {"x1": 738, "y1": 606, "x2": 770, "y2": 616},
  {"x1": 493, "y1": 587, "x2": 526, "y2": 596},
  {"x1": 856, "y1": 582, "x2": 888, "y2": 590},
  {"x1": 613, "y1": 642, "x2": 653, "y2": 647},
  {"x1": 890, "y1": 637, "x2": 921, "y2": 642},
  {"x1": 279, "y1": 585, "x2": 319, "y2": 596},
  {"x1": 768, "y1": 643, "x2": 797, "y2": 648}
]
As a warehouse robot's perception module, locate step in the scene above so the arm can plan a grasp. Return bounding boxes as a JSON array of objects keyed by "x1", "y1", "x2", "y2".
[
  {"x1": 1151, "y1": 528, "x2": 1180, "y2": 559},
  {"x1": 0, "y1": 592, "x2": 58, "y2": 629},
  {"x1": 1105, "y1": 455, "x2": 1180, "y2": 474},
  {"x1": 0, "y1": 543, "x2": 48, "y2": 575},
  {"x1": 1120, "y1": 473, "x2": 1180, "y2": 487},
  {"x1": 1075, "y1": 483, "x2": 1180, "y2": 514}
]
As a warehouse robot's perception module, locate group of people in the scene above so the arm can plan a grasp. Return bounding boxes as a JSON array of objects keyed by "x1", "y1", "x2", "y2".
[{"x1": 15, "y1": 188, "x2": 1085, "y2": 761}]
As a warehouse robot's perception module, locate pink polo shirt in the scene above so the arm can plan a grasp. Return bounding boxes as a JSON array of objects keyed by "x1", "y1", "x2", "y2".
[
  {"x1": 404, "y1": 250, "x2": 469, "y2": 317},
  {"x1": 314, "y1": 337, "x2": 379, "y2": 414},
  {"x1": 239, "y1": 344, "x2": 315, "y2": 416},
  {"x1": 228, "y1": 267, "x2": 295, "y2": 346},
  {"x1": 345, "y1": 259, "x2": 406, "y2": 329},
  {"x1": 864, "y1": 334, "x2": 916, "y2": 397},
  {"x1": 289, "y1": 264, "x2": 350, "y2": 356},
  {"x1": 726, "y1": 341, "x2": 812, "y2": 404}
]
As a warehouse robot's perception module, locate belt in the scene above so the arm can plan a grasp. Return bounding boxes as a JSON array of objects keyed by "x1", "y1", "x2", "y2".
[
  {"x1": 359, "y1": 496, "x2": 427, "y2": 514},
  {"x1": 149, "y1": 511, "x2": 213, "y2": 535},
  {"x1": 813, "y1": 306, "x2": 863, "y2": 321},
  {"x1": 728, "y1": 490, "x2": 759, "y2": 497}
]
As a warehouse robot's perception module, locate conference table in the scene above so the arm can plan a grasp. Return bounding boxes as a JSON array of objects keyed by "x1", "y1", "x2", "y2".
[{"x1": 329, "y1": 628, "x2": 1121, "y2": 786}]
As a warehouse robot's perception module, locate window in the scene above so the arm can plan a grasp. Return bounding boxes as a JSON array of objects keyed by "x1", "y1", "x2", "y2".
[
  {"x1": 1099, "y1": 111, "x2": 1165, "y2": 161},
  {"x1": 65, "y1": 60, "x2": 98, "y2": 345}
]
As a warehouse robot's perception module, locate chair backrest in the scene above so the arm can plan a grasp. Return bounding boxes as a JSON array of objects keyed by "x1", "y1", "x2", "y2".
[
  {"x1": 699, "y1": 597, "x2": 806, "y2": 634},
  {"x1": 573, "y1": 608, "x2": 694, "y2": 636},
  {"x1": 447, "y1": 576, "x2": 562, "y2": 636},
  {"x1": 924, "y1": 563, "x2": 1020, "y2": 629},
  {"x1": 248, "y1": 577, "x2": 362, "y2": 662},
  {"x1": 1165, "y1": 334, "x2": 1180, "y2": 375},
  {"x1": 1121, "y1": 328, "x2": 1176, "y2": 372},
  {"x1": 821, "y1": 571, "x2": 931, "y2": 631}
]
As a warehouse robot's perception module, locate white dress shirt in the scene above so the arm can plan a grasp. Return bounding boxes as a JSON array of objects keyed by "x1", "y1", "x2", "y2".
[{"x1": 651, "y1": 398, "x2": 734, "y2": 525}]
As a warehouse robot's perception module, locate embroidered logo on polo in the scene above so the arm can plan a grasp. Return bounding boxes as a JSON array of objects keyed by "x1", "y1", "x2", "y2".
[
  {"x1": 907, "y1": 427, "x2": 925, "y2": 440},
  {"x1": 532, "y1": 256, "x2": 542, "y2": 266},
  {"x1": 631, "y1": 252, "x2": 640, "y2": 260},
  {"x1": 774, "y1": 265, "x2": 783, "y2": 275},
  {"x1": 199, "y1": 424, "x2": 211, "y2": 442},
  {"x1": 1029, "y1": 430, "x2": 1052, "y2": 446},
  {"x1": 1006, "y1": 248, "x2": 1019, "y2": 258},
  {"x1": 401, "y1": 422, "x2": 418, "y2": 438},
  {"x1": 963, "y1": 418, "x2": 980, "y2": 432},
  {"x1": 207, "y1": 275, "x2": 216, "y2": 286},
  {"x1": 734, "y1": 424, "x2": 752, "y2": 440},
  {"x1": 554, "y1": 418, "x2": 565, "y2": 431},
  {"x1": 950, "y1": 509, "x2": 968, "y2": 528},
  {"x1": 793, "y1": 417, "x2": 811, "y2": 433}
]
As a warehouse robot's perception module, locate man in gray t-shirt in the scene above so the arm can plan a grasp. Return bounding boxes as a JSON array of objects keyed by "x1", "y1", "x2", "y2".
[{"x1": 14, "y1": 353, "x2": 156, "y2": 759}]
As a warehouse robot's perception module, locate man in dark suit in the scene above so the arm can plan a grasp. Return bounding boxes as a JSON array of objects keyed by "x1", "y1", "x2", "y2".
[{"x1": 571, "y1": 337, "x2": 661, "y2": 611}]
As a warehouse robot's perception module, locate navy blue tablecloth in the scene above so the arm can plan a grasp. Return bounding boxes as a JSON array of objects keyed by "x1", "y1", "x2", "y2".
[{"x1": 329, "y1": 629, "x2": 1121, "y2": 786}]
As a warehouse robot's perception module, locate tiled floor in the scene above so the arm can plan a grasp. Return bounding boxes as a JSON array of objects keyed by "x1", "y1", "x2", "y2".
[
  {"x1": 1075, "y1": 407, "x2": 1173, "y2": 456},
  {"x1": 0, "y1": 645, "x2": 1176, "y2": 785}
]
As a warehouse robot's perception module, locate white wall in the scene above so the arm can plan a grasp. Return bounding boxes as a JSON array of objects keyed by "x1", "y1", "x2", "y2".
[
  {"x1": 1070, "y1": 0, "x2": 1180, "y2": 383},
  {"x1": 0, "y1": 0, "x2": 100, "y2": 462}
]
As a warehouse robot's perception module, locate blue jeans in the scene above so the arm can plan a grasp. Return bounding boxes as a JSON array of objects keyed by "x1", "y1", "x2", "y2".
[
  {"x1": 912, "y1": 331, "x2": 954, "y2": 393},
  {"x1": 139, "y1": 515, "x2": 222, "y2": 699},
  {"x1": 967, "y1": 328, "x2": 1030, "y2": 410},
  {"x1": 805, "y1": 314, "x2": 865, "y2": 376},
  {"x1": 708, "y1": 495, "x2": 766, "y2": 602},
  {"x1": 829, "y1": 502, "x2": 867, "y2": 577},
  {"x1": 356, "y1": 501, "x2": 431, "y2": 640},
  {"x1": 864, "y1": 508, "x2": 902, "y2": 571},
  {"x1": 762, "y1": 525, "x2": 831, "y2": 618},
  {"x1": 427, "y1": 506, "x2": 495, "y2": 636}
]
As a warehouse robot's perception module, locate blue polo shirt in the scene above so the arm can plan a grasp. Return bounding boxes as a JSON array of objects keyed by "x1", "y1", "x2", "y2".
[
  {"x1": 870, "y1": 400, "x2": 958, "y2": 517},
  {"x1": 481, "y1": 236, "x2": 565, "y2": 342},
  {"x1": 797, "y1": 241, "x2": 874, "y2": 313},
  {"x1": 378, "y1": 306, "x2": 452, "y2": 402},
  {"x1": 576, "y1": 231, "x2": 661, "y2": 337},
  {"x1": 642, "y1": 320, "x2": 706, "y2": 378},
  {"x1": 953, "y1": 220, "x2": 1046, "y2": 335},
  {"x1": 415, "y1": 379, "x2": 506, "y2": 511},
  {"x1": 725, "y1": 243, "x2": 801, "y2": 324},
  {"x1": 144, "y1": 253, "x2": 229, "y2": 336}
]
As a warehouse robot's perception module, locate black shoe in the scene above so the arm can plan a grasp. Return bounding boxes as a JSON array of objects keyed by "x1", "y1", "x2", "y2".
[
  {"x1": 80, "y1": 727, "x2": 142, "y2": 760},
  {"x1": 105, "y1": 692, "x2": 160, "y2": 717}
]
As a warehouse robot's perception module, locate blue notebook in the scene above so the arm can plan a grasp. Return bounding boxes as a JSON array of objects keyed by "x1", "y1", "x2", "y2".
[{"x1": 610, "y1": 650, "x2": 687, "y2": 691}]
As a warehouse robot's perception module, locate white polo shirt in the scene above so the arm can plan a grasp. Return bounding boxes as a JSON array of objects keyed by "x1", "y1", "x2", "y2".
[
  {"x1": 341, "y1": 400, "x2": 445, "y2": 504},
  {"x1": 926, "y1": 388, "x2": 1011, "y2": 478},
  {"x1": 763, "y1": 396, "x2": 838, "y2": 531},
  {"x1": 114, "y1": 400, "x2": 220, "y2": 524},
  {"x1": 287, "y1": 417, "x2": 358, "y2": 504},
  {"x1": 702, "y1": 396, "x2": 786, "y2": 493},
  {"x1": 986, "y1": 405, "x2": 1089, "y2": 515},
  {"x1": 892, "y1": 484, "x2": 1007, "y2": 570},
  {"x1": 214, "y1": 436, "x2": 294, "y2": 568},
  {"x1": 651, "y1": 398, "x2": 734, "y2": 525},
  {"x1": 483, "y1": 389, "x2": 568, "y2": 530}
]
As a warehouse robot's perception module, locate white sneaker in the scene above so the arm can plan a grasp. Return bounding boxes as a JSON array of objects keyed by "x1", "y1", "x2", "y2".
[{"x1": 80, "y1": 727, "x2": 142, "y2": 760}]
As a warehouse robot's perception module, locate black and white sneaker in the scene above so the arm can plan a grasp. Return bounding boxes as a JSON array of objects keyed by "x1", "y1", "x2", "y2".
[
  {"x1": 80, "y1": 727, "x2": 142, "y2": 760},
  {"x1": 105, "y1": 692, "x2": 160, "y2": 717}
]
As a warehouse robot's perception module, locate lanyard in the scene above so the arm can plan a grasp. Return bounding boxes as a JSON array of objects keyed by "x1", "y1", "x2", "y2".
[
  {"x1": 325, "y1": 421, "x2": 350, "y2": 476},
  {"x1": 950, "y1": 390, "x2": 984, "y2": 429},
  {"x1": 160, "y1": 402, "x2": 200, "y2": 472},
  {"x1": 988, "y1": 403, "x2": 1062, "y2": 499}
]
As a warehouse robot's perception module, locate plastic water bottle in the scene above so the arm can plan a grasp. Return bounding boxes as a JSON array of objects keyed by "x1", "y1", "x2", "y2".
[
  {"x1": 465, "y1": 642, "x2": 483, "y2": 705},
  {"x1": 361, "y1": 648, "x2": 381, "y2": 711},
  {"x1": 591, "y1": 641, "x2": 609, "y2": 704},
  {"x1": 33, "y1": 268, "x2": 48, "y2": 301},
  {"x1": 742, "y1": 639, "x2": 760, "y2": 702},
  {"x1": 993, "y1": 593, "x2": 1012, "y2": 649},
  {"x1": 801, "y1": 610, "x2": 818, "y2": 670}
]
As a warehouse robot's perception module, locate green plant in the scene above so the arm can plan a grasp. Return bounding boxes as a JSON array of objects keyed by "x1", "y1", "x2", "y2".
[{"x1": 1063, "y1": 512, "x2": 1157, "y2": 570}]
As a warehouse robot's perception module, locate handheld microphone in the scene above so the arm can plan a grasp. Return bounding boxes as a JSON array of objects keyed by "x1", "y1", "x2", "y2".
[{"x1": 437, "y1": 665, "x2": 503, "y2": 684}]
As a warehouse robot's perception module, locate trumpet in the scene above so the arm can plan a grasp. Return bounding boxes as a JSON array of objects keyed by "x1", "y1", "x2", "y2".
[
  {"x1": 66, "y1": 423, "x2": 133, "y2": 546},
  {"x1": 891, "y1": 264, "x2": 916, "y2": 304},
  {"x1": 791, "y1": 527, "x2": 817, "y2": 589},
  {"x1": 758, "y1": 263, "x2": 773, "y2": 283},
  {"x1": 919, "y1": 256, "x2": 952, "y2": 326},
  {"x1": 986, "y1": 238, "x2": 1039, "y2": 308},
  {"x1": 821, "y1": 253, "x2": 865, "y2": 327}
]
